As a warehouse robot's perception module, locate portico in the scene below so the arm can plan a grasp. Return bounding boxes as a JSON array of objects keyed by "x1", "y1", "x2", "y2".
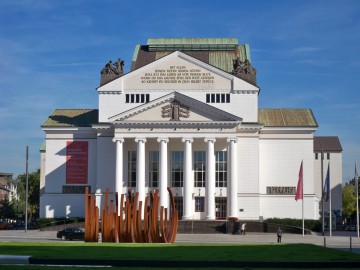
[{"x1": 112, "y1": 132, "x2": 238, "y2": 220}]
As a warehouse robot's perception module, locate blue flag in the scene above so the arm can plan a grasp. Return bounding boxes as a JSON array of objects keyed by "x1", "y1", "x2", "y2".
[{"x1": 323, "y1": 164, "x2": 330, "y2": 201}]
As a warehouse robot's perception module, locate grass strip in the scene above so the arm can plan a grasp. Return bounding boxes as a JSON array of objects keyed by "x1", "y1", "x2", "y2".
[{"x1": 0, "y1": 242, "x2": 359, "y2": 262}]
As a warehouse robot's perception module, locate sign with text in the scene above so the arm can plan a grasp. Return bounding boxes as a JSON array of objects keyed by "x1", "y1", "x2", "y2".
[{"x1": 66, "y1": 141, "x2": 88, "y2": 184}]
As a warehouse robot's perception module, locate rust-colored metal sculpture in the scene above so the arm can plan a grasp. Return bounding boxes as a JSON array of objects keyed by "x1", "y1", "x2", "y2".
[{"x1": 84, "y1": 187, "x2": 178, "y2": 243}]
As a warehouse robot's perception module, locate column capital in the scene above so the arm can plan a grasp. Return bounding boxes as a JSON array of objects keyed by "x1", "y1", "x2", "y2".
[
  {"x1": 112, "y1": 138, "x2": 124, "y2": 143},
  {"x1": 181, "y1": 138, "x2": 194, "y2": 143},
  {"x1": 227, "y1": 137, "x2": 238, "y2": 143},
  {"x1": 204, "y1": 138, "x2": 216, "y2": 143},
  {"x1": 157, "y1": 138, "x2": 169, "y2": 143},
  {"x1": 135, "y1": 138, "x2": 147, "y2": 143}
]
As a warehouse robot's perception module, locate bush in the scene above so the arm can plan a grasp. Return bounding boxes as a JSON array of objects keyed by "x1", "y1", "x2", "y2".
[
  {"x1": 265, "y1": 218, "x2": 321, "y2": 232},
  {"x1": 35, "y1": 217, "x2": 84, "y2": 228}
]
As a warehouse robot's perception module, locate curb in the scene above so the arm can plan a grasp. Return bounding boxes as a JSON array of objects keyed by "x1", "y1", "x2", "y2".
[{"x1": 0, "y1": 255, "x2": 31, "y2": 265}]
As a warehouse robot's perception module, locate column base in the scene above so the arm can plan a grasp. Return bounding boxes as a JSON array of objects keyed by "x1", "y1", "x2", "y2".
[{"x1": 205, "y1": 216, "x2": 216, "y2": 220}]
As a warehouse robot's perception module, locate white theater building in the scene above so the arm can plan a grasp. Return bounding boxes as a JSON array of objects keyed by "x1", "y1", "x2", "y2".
[{"x1": 40, "y1": 38, "x2": 342, "y2": 222}]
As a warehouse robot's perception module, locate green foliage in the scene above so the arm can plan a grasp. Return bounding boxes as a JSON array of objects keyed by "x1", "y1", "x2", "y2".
[
  {"x1": 16, "y1": 169, "x2": 40, "y2": 221},
  {"x1": 265, "y1": 218, "x2": 322, "y2": 232},
  {"x1": 35, "y1": 217, "x2": 83, "y2": 228},
  {"x1": 0, "y1": 199, "x2": 17, "y2": 220},
  {"x1": 343, "y1": 182, "x2": 356, "y2": 218}
]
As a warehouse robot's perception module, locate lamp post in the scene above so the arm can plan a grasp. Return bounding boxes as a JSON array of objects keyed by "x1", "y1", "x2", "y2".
[{"x1": 320, "y1": 143, "x2": 325, "y2": 236}]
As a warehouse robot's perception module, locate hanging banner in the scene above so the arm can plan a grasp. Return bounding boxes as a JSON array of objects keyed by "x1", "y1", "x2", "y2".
[{"x1": 66, "y1": 141, "x2": 88, "y2": 184}]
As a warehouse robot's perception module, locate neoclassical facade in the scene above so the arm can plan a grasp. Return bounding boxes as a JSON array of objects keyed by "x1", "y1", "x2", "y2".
[{"x1": 40, "y1": 38, "x2": 342, "y2": 221}]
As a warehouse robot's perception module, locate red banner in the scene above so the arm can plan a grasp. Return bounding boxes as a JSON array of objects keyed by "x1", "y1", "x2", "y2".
[{"x1": 66, "y1": 141, "x2": 88, "y2": 184}]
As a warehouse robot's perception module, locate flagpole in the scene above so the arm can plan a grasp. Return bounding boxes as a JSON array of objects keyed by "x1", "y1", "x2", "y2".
[
  {"x1": 321, "y1": 147, "x2": 325, "y2": 236},
  {"x1": 356, "y1": 160, "x2": 359, "y2": 238},
  {"x1": 302, "y1": 163, "x2": 304, "y2": 238},
  {"x1": 329, "y1": 163, "x2": 332, "y2": 237}
]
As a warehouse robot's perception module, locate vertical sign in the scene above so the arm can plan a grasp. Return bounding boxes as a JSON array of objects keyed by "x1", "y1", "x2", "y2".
[{"x1": 66, "y1": 141, "x2": 88, "y2": 184}]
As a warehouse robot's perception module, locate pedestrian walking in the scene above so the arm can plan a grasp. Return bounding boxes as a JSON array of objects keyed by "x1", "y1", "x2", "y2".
[
  {"x1": 277, "y1": 227, "x2": 282, "y2": 243},
  {"x1": 240, "y1": 223, "x2": 246, "y2": 235}
]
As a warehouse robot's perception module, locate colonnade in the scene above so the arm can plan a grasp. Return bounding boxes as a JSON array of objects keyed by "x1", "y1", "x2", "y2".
[{"x1": 112, "y1": 137, "x2": 238, "y2": 220}]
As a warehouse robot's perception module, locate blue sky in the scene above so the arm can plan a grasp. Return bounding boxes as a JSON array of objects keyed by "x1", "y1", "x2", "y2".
[{"x1": 0, "y1": 0, "x2": 359, "y2": 182}]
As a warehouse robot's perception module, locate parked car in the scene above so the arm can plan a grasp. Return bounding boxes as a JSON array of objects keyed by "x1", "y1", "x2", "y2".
[{"x1": 57, "y1": 227, "x2": 85, "y2": 241}]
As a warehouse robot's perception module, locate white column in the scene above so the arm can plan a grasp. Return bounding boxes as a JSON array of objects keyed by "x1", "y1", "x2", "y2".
[
  {"x1": 227, "y1": 138, "x2": 238, "y2": 218},
  {"x1": 112, "y1": 138, "x2": 125, "y2": 195},
  {"x1": 135, "y1": 138, "x2": 146, "y2": 206},
  {"x1": 182, "y1": 138, "x2": 193, "y2": 220},
  {"x1": 205, "y1": 138, "x2": 216, "y2": 220},
  {"x1": 157, "y1": 138, "x2": 169, "y2": 208}
]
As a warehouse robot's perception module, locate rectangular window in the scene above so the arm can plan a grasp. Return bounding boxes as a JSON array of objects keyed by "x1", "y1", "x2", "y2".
[
  {"x1": 136, "y1": 94, "x2": 140, "y2": 103},
  {"x1": 194, "y1": 151, "x2": 206, "y2": 187},
  {"x1": 215, "y1": 197, "x2": 227, "y2": 219},
  {"x1": 327, "y1": 153, "x2": 330, "y2": 160},
  {"x1": 146, "y1": 94, "x2": 150, "y2": 103},
  {"x1": 140, "y1": 94, "x2": 145, "y2": 103},
  {"x1": 226, "y1": 94, "x2": 230, "y2": 103},
  {"x1": 174, "y1": 197, "x2": 183, "y2": 220},
  {"x1": 149, "y1": 151, "x2": 159, "y2": 188},
  {"x1": 221, "y1": 93, "x2": 225, "y2": 103},
  {"x1": 130, "y1": 94, "x2": 135, "y2": 103},
  {"x1": 215, "y1": 151, "x2": 227, "y2": 187},
  {"x1": 125, "y1": 94, "x2": 130, "y2": 103},
  {"x1": 128, "y1": 151, "x2": 136, "y2": 187},
  {"x1": 206, "y1": 94, "x2": 210, "y2": 103},
  {"x1": 195, "y1": 196, "x2": 205, "y2": 212},
  {"x1": 211, "y1": 94, "x2": 215, "y2": 103},
  {"x1": 216, "y1": 93, "x2": 220, "y2": 103},
  {"x1": 171, "y1": 151, "x2": 184, "y2": 187},
  {"x1": 315, "y1": 153, "x2": 318, "y2": 160}
]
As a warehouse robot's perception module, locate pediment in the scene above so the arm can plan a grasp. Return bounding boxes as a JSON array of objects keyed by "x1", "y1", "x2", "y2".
[
  {"x1": 98, "y1": 51, "x2": 259, "y2": 92},
  {"x1": 109, "y1": 92, "x2": 242, "y2": 124}
]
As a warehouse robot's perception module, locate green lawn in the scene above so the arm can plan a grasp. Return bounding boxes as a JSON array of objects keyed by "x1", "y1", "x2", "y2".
[
  {"x1": 0, "y1": 242, "x2": 359, "y2": 261},
  {"x1": 0, "y1": 242, "x2": 359, "y2": 269}
]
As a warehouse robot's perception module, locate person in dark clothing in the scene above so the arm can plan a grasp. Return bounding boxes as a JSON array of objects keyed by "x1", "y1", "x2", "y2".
[{"x1": 277, "y1": 227, "x2": 283, "y2": 243}]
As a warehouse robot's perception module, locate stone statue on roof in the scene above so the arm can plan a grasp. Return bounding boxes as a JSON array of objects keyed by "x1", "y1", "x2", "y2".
[
  {"x1": 100, "y1": 58, "x2": 125, "y2": 86},
  {"x1": 232, "y1": 57, "x2": 257, "y2": 85}
]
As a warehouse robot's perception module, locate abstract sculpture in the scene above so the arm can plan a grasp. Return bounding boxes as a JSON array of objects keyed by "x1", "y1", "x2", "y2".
[{"x1": 84, "y1": 187, "x2": 178, "y2": 243}]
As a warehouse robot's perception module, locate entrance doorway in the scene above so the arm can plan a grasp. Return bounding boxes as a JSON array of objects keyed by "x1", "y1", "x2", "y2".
[{"x1": 215, "y1": 197, "x2": 227, "y2": 220}]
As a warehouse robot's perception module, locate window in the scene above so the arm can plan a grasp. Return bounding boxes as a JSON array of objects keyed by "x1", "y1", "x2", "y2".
[
  {"x1": 128, "y1": 151, "x2": 136, "y2": 187},
  {"x1": 315, "y1": 153, "x2": 318, "y2": 160},
  {"x1": 205, "y1": 93, "x2": 230, "y2": 103},
  {"x1": 171, "y1": 151, "x2": 184, "y2": 187},
  {"x1": 327, "y1": 153, "x2": 330, "y2": 160},
  {"x1": 174, "y1": 197, "x2": 183, "y2": 220},
  {"x1": 149, "y1": 151, "x2": 159, "y2": 187},
  {"x1": 215, "y1": 197, "x2": 227, "y2": 219},
  {"x1": 125, "y1": 94, "x2": 150, "y2": 103},
  {"x1": 194, "y1": 151, "x2": 206, "y2": 187},
  {"x1": 215, "y1": 151, "x2": 227, "y2": 187},
  {"x1": 195, "y1": 197, "x2": 205, "y2": 212}
]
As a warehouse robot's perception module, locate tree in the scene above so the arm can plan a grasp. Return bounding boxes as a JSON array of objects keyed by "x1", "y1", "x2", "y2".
[
  {"x1": 342, "y1": 182, "x2": 356, "y2": 218},
  {"x1": 16, "y1": 169, "x2": 40, "y2": 222}
]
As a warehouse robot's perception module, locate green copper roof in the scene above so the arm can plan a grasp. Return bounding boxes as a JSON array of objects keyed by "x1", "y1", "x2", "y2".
[
  {"x1": 259, "y1": 109, "x2": 318, "y2": 127},
  {"x1": 41, "y1": 109, "x2": 98, "y2": 127},
  {"x1": 131, "y1": 38, "x2": 251, "y2": 73},
  {"x1": 147, "y1": 38, "x2": 239, "y2": 45}
]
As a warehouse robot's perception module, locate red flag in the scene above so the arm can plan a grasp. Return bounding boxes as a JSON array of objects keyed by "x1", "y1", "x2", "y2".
[{"x1": 295, "y1": 161, "x2": 303, "y2": 201}]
